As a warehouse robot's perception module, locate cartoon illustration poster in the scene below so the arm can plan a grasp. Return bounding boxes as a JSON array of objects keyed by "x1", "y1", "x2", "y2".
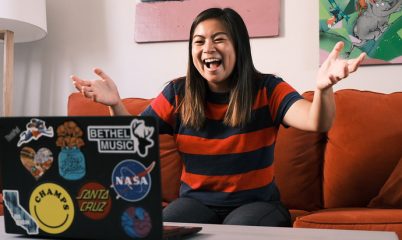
[{"x1": 319, "y1": 0, "x2": 402, "y2": 65}]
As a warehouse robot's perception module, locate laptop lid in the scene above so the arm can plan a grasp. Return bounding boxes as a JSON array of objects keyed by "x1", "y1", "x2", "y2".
[{"x1": 0, "y1": 116, "x2": 162, "y2": 239}]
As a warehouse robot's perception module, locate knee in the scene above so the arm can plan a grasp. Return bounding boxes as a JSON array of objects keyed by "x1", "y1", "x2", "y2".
[
  {"x1": 163, "y1": 198, "x2": 220, "y2": 224},
  {"x1": 223, "y1": 202, "x2": 291, "y2": 227}
]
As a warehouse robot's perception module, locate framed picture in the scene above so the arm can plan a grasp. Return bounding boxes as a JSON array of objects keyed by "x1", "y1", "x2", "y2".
[
  {"x1": 319, "y1": 0, "x2": 402, "y2": 65},
  {"x1": 134, "y1": 0, "x2": 281, "y2": 43}
]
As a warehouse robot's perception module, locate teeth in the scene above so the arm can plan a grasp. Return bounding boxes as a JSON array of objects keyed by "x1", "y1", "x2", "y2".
[{"x1": 204, "y1": 58, "x2": 221, "y2": 63}]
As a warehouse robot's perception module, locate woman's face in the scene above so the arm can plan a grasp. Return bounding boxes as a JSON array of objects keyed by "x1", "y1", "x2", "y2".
[{"x1": 192, "y1": 18, "x2": 236, "y2": 93}]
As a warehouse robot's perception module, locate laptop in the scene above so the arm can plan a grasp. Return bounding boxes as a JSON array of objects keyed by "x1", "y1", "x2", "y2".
[{"x1": 0, "y1": 116, "x2": 201, "y2": 239}]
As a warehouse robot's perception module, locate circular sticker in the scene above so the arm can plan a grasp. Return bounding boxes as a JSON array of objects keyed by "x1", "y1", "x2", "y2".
[
  {"x1": 121, "y1": 207, "x2": 152, "y2": 238},
  {"x1": 76, "y1": 182, "x2": 112, "y2": 220},
  {"x1": 111, "y1": 160, "x2": 155, "y2": 202},
  {"x1": 29, "y1": 183, "x2": 74, "y2": 234}
]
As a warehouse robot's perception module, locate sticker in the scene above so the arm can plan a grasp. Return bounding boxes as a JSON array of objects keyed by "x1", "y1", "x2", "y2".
[
  {"x1": 111, "y1": 160, "x2": 155, "y2": 202},
  {"x1": 56, "y1": 121, "x2": 86, "y2": 180},
  {"x1": 17, "y1": 118, "x2": 54, "y2": 147},
  {"x1": 3, "y1": 190, "x2": 39, "y2": 235},
  {"x1": 58, "y1": 148, "x2": 86, "y2": 180},
  {"x1": 76, "y1": 182, "x2": 112, "y2": 220},
  {"x1": 88, "y1": 119, "x2": 154, "y2": 157},
  {"x1": 4, "y1": 126, "x2": 21, "y2": 142},
  {"x1": 29, "y1": 183, "x2": 75, "y2": 234},
  {"x1": 121, "y1": 207, "x2": 152, "y2": 239},
  {"x1": 20, "y1": 147, "x2": 53, "y2": 180}
]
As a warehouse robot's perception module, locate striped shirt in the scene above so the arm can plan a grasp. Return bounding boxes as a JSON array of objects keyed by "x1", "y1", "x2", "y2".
[{"x1": 142, "y1": 74, "x2": 303, "y2": 206}]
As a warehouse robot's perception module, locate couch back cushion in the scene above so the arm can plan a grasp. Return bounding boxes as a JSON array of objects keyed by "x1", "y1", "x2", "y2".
[
  {"x1": 323, "y1": 90, "x2": 402, "y2": 208},
  {"x1": 275, "y1": 92, "x2": 326, "y2": 211},
  {"x1": 67, "y1": 93, "x2": 182, "y2": 203}
]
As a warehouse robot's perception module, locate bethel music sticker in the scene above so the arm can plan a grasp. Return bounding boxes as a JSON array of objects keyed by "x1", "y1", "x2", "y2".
[
  {"x1": 29, "y1": 183, "x2": 75, "y2": 234},
  {"x1": 111, "y1": 160, "x2": 155, "y2": 202},
  {"x1": 121, "y1": 207, "x2": 152, "y2": 239},
  {"x1": 76, "y1": 182, "x2": 112, "y2": 220},
  {"x1": 88, "y1": 119, "x2": 155, "y2": 157}
]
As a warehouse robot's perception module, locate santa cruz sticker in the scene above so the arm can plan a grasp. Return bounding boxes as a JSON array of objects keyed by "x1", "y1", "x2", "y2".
[
  {"x1": 76, "y1": 182, "x2": 112, "y2": 220},
  {"x1": 17, "y1": 118, "x2": 54, "y2": 147},
  {"x1": 121, "y1": 207, "x2": 152, "y2": 239},
  {"x1": 3, "y1": 190, "x2": 39, "y2": 235},
  {"x1": 87, "y1": 119, "x2": 154, "y2": 157},
  {"x1": 111, "y1": 160, "x2": 155, "y2": 202},
  {"x1": 29, "y1": 183, "x2": 75, "y2": 234}
]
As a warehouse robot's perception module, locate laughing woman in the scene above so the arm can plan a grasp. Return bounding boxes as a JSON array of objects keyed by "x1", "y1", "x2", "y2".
[{"x1": 72, "y1": 8, "x2": 365, "y2": 227}]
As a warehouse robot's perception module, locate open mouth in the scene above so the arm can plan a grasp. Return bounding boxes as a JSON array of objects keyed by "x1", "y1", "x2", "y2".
[{"x1": 203, "y1": 58, "x2": 222, "y2": 70}]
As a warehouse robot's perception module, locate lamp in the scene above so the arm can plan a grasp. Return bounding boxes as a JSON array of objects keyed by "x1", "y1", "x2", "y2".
[{"x1": 0, "y1": 0, "x2": 47, "y2": 116}]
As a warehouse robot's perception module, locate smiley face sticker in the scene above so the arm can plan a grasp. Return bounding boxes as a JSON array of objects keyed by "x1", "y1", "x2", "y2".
[{"x1": 29, "y1": 183, "x2": 75, "y2": 234}]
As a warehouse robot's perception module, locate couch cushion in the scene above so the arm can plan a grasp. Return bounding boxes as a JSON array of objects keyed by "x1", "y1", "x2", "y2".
[
  {"x1": 275, "y1": 92, "x2": 326, "y2": 211},
  {"x1": 324, "y1": 90, "x2": 402, "y2": 208},
  {"x1": 68, "y1": 92, "x2": 152, "y2": 115},
  {"x1": 67, "y1": 93, "x2": 182, "y2": 203},
  {"x1": 294, "y1": 208, "x2": 402, "y2": 239},
  {"x1": 289, "y1": 209, "x2": 310, "y2": 224},
  {"x1": 368, "y1": 156, "x2": 402, "y2": 209}
]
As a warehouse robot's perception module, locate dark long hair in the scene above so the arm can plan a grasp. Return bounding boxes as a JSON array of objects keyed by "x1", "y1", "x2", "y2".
[{"x1": 180, "y1": 8, "x2": 261, "y2": 129}]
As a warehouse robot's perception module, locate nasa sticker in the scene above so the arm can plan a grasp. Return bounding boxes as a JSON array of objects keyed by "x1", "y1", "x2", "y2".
[
  {"x1": 87, "y1": 119, "x2": 154, "y2": 157},
  {"x1": 111, "y1": 160, "x2": 155, "y2": 202},
  {"x1": 121, "y1": 207, "x2": 152, "y2": 238}
]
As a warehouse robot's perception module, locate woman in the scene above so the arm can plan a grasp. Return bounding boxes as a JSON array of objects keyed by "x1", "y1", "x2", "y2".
[{"x1": 72, "y1": 8, "x2": 365, "y2": 226}]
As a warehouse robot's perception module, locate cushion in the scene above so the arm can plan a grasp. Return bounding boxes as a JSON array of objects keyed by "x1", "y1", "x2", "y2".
[
  {"x1": 289, "y1": 209, "x2": 310, "y2": 224},
  {"x1": 275, "y1": 91, "x2": 326, "y2": 211},
  {"x1": 294, "y1": 208, "x2": 402, "y2": 239},
  {"x1": 67, "y1": 93, "x2": 182, "y2": 203},
  {"x1": 323, "y1": 90, "x2": 402, "y2": 208},
  {"x1": 68, "y1": 92, "x2": 152, "y2": 116},
  {"x1": 368, "y1": 156, "x2": 402, "y2": 209}
]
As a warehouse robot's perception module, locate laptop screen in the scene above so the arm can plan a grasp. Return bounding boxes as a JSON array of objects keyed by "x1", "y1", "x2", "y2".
[{"x1": 0, "y1": 116, "x2": 162, "y2": 239}]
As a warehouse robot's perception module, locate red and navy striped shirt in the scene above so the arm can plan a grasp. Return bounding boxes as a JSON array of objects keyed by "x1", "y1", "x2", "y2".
[{"x1": 141, "y1": 74, "x2": 303, "y2": 206}]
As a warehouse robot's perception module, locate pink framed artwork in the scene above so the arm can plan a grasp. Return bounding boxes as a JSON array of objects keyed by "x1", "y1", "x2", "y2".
[{"x1": 134, "y1": 0, "x2": 281, "y2": 43}]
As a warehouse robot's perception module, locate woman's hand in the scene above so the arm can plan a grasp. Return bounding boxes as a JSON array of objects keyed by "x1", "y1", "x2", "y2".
[
  {"x1": 71, "y1": 68, "x2": 121, "y2": 106},
  {"x1": 316, "y1": 41, "x2": 366, "y2": 90}
]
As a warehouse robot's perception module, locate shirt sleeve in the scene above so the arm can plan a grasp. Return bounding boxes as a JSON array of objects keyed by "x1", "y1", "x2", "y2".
[
  {"x1": 140, "y1": 81, "x2": 177, "y2": 135},
  {"x1": 265, "y1": 75, "x2": 303, "y2": 127}
]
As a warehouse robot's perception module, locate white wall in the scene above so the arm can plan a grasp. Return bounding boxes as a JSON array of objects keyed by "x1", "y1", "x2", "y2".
[{"x1": 1, "y1": 0, "x2": 401, "y2": 116}]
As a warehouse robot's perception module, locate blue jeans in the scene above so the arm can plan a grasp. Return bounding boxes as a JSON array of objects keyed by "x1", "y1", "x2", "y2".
[{"x1": 163, "y1": 197, "x2": 291, "y2": 227}]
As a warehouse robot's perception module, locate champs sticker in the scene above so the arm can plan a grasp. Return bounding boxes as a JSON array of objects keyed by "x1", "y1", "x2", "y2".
[
  {"x1": 76, "y1": 182, "x2": 112, "y2": 220},
  {"x1": 111, "y1": 160, "x2": 155, "y2": 202},
  {"x1": 87, "y1": 119, "x2": 154, "y2": 157},
  {"x1": 29, "y1": 183, "x2": 74, "y2": 234}
]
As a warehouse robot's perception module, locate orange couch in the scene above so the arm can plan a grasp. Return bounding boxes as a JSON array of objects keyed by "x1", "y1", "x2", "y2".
[
  {"x1": 4, "y1": 90, "x2": 400, "y2": 236},
  {"x1": 66, "y1": 90, "x2": 402, "y2": 237}
]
